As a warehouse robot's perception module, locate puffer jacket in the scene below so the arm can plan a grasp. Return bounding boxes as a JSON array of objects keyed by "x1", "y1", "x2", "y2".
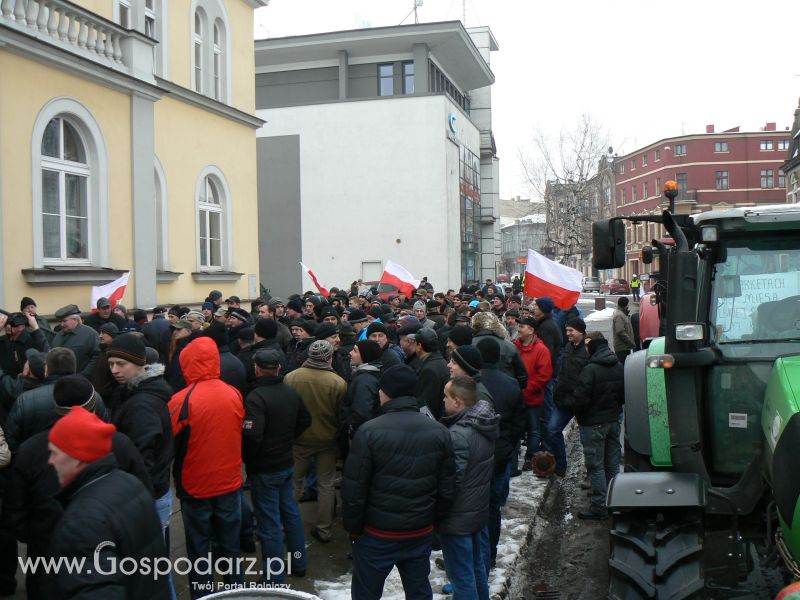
[
  {"x1": 284, "y1": 363, "x2": 346, "y2": 447},
  {"x1": 562, "y1": 339, "x2": 624, "y2": 426},
  {"x1": 345, "y1": 362, "x2": 382, "y2": 436},
  {"x1": 46, "y1": 455, "x2": 170, "y2": 599},
  {"x1": 169, "y1": 337, "x2": 244, "y2": 499},
  {"x1": 513, "y1": 337, "x2": 552, "y2": 407},
  {"x1": 110, "y1": 363, "x2": 174, "y2": 498},
  {"x1": 342, "y1": 395, "x2": 455, "y2": 536},
  {"x1": 438, "y1": 399, "x2": 499, "y2": 535},
  {"x1": 554, "y1": 340, "x2": 590, "y2": 409}
]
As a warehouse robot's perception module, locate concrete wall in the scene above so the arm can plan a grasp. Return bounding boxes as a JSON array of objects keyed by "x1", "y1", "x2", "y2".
[
  {"x1": 256, "y1": 94, "x2": 479, "y2": 291},
  {"x1": 257, "y1": 136, "x2": 302, "y2": 298},
  {"x1": 256, "y1": 67, "x2": 339, "y2": 108}
]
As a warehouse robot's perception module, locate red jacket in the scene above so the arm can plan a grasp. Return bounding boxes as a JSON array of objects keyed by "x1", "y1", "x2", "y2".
[
  {"x1": 513, "y1": 337, "x2": 553, "y2": 407},
  {"x1": 169, "y1": 337, "x2": 244, "y2": 499}
]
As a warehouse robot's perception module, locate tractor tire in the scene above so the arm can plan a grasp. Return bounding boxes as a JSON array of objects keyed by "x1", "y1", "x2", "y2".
[{"x1": 608, "y1": 510, "x2": 705, "y2": 600}]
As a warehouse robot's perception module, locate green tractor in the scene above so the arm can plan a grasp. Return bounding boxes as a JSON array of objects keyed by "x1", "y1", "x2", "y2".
[{"x1": 592, "y1": 192, "x2": 800, "y2": 599}]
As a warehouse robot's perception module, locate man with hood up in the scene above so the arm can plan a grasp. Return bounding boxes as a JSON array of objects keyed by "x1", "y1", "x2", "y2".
[
  {"x1": 439, "y1": 375, "x2": 499, "y2": 599},
  {"x1": 471, "y1": 311, "x2": 528, "y2": 390},
  {"x1": 561, "y1": 333, "x2": 623, "y2": 520}
]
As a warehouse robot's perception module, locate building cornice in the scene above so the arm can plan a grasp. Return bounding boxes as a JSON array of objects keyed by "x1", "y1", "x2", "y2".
[
  {"x1": 155, "y1": 78, "x2": 265, "y2": 129},
  {"x1": 617, "y1": 130, "x2": 791, "y2": 161},
  {"x1": 243, "y1": 0, "x2": 269, "y2": 8}
]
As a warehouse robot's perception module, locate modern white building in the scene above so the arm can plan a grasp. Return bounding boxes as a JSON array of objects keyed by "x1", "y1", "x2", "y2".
[{"x1": 254, "y1": 21, "x2": 498, "y2": 297}]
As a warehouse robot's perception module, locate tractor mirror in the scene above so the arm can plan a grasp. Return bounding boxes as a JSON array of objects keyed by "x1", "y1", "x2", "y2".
[
  {"x1": 593, "y1": 219, "x2": 625, "y2": 269},
  {"x1": 716, "y1": 274, "x2": 741, "y2": 298}
]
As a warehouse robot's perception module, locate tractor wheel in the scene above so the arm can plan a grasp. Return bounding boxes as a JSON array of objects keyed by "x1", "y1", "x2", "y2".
[{"x1": 608, "y1": 510, "x2": 705, "y2": 600}]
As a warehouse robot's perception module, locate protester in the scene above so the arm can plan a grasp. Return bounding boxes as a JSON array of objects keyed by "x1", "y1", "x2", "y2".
[
  {"x1": 345, "y1": 340, "x2": 383, "y2": 436},
  {"x1": 51, "y1": 304, "x2": 100, "y2": 377},
  {"x1": 415, "y1": 328, "x2": 450, "y2": 420},
  {"x1": 612, "y1": 296, "x2": 636, "y2": 364}
]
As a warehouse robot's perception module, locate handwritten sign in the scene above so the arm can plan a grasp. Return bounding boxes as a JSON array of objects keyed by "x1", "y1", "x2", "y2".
[{"x1": 716, "y1": 271, "x2": 800, "y2": 339}]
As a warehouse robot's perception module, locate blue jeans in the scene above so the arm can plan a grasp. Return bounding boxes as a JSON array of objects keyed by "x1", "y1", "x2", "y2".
[
  {"x1": 579, "y1": 421, "x2": 622, "y2": 513},
  {"x1": 440, "y1": 529, "x2": 490, "y2": 600},
  {"x1": 250, "y1": 467, "x2": 307, "y2": 583},
  {"x1": 240, "y1": 488, "x2": 254, "y2": 543},
  {"x1": 180, "y1": 489, "x2": 243, "y2": 599},
  {"x1": 351, "y1": 533, "x2": 433, "y2": 600},
  {"x1": 546, "y1": 400, "x2": 573, "y2": 473},
  {"x1": 488, "y1": 462, "x2": 512, "y2": 566},
  {"x1": 524, "y1": 405, "x2": 544, "y2": 459},
  {"x1": 154, "y1": 489, "x2": 177, "y2": 600},
  {"x1": 540, "y1": 378, "x2": 558, "y2": 452}
]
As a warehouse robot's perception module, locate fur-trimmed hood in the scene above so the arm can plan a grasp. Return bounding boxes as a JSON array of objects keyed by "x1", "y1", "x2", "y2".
[{"x1": 471, "y1": 311, "x2": 508, "y2": 340}]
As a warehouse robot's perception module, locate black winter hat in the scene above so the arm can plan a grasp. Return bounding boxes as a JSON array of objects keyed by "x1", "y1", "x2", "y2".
[
  {"x1": 415, "y1": 328, "x2": 439, "y2": 351},
  {"x1": 451, "y1": 345, "x2": 483, "y2": 376},
  {"x1": 566, "y1": 318, "x2": 587, "y2": 333},
  {"x1": 25, "y1": 349, "x2": 46, "y2": 380},
  {"x1": 315, "y1": 322, "x2": 339, "y2": 341},
  {"x1": 379, "y1": 364, "x2": 418, "y2": 399},
  {"x1": 238, "y1": 327, "x2": 255, "y2": 342},
  {"x1": 448, "y1": 327, "x2": 473, "y2": 347},
  {"x1": 254, "y1": 318, "x2": 278, "y2": 339},
  {"x1": 355, "y1": 340, "x2": 382, "y2": 364},
  {"x1": 347, "y1": 309, "x2": 368, "y2": 324},
  {"x1": 368, "y1": 306, "x2": 383, "y2": 319},
  {"x1": 53, "y1": 375, "x2": 97, "y2": 415},
  {"x1": 476, "y1": 338, "x2": 500, "y2": 366},
  {"x1": 318, "y1": 306, "x2": 339, "y2": 322},
  {"x1": 290, "y1": 319, "x2": 316, "y2": 337},
  {"x1": 7, "y1": 313, "x2": 27, "y2": 327},
  {"x1": 107, "y1": 333, "x2": 147, "y2": 366},
  {"x1": 203, "y1": 321, "x2": 229, "y2": 348},
  {"x1": 254, "y1": 348, "x2": 283, "y2": 368},
  {"x1": 286, "y1": 298, "x2": 304, "y2": 313},
  {"x1": 20, "y1": 297, "x2": 36, "y2": 311},
  {"x1": 534, "y1": 296, "x2": 555, "y2": 313},
  {"x1": 366, "y1": 322, "x2": 388, "y2": 337}
]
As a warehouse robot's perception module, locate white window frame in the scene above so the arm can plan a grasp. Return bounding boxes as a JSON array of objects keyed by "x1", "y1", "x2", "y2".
[
  {"x1": 778, "y1": 140, "x2": 790, "y2": 151},
  {"x1": 195, "y1": 166, "x2": 232, "y2": 272},
  {"x1": 674, "y1": 144, "x2": 686, "y2": 156},
  {"x1": 789, "y1": 173, "x2": 799, "y2": 204},
  {"x1": 31, "y1": 98, "x2": 109, "y2": 269},
  {"x1": 190, "y1": 0, "x2": 231, "y2": 103},
  {"x1": 193, "y1": 9, "x2": 205, "y2": 93},
  {"x1": 760, "y1": 140, "x2": 774, "y2": 151},
  {"x1": 714, "y1": 141, "x2": 729, "y2": 153},
  {"x1": 115, "y1": 0, "x2": 132, "y2": 28},
  {"x1": 213, "y1": 21, "x2": 223, "y2": 101}
]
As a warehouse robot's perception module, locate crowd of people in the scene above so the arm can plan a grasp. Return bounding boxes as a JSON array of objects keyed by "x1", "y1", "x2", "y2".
[{"x1": 0, "y1": 277, "x2": 632, "y2": 599}]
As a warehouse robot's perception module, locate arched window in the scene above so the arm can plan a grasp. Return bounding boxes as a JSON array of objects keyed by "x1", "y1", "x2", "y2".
[
  {"x1": 213, "y1": 21, "x2": 223, "y2": 101},
  {"x1": 191, "y1": 1, "x2": 230, "y2": 103},
  {"x1": 32, "y1": 98, "x2": 108, "y2": 268},
  {"x1": 193, "y1": 10, "x2": 205, "y2": 93},
  {"x1": 196, "y1": 168, "x2": 231, "y2": 271}
]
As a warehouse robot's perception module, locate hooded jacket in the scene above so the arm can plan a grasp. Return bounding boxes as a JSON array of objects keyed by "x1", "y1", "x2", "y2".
[
  {"x1": 562, "y1": 339, "x2": 624, "y2": 426},
  {"x1": 554, "y1": 338, "x2": 590, "y2": 409},
  {"x1": 438, "y1": 399, "x2": 499, "y2": 535},
  {"x1": 110, "y1": 363, "x2": 173, "y2": 498},
  {"x1": 480, "y1": 366, "x2": 526, "y2": 469},
  {"x1": 416, "y1": 351, "x2": 450, "y2": 421},
  {"x1": 513, "y1": 337, "x2": 553, "y2": 407},
  {"x1": 169, "y1": 337, "x2": 244, "y2": 499},
  {"x1": 345, "y1": 362, "x2": 382, "y2": 436},
  {"x1": 471, "y1": 312, "x2": 528, "y2": 390},
  {"x1": 534, "y1": 312, "x2": 563, "y2": 376}
]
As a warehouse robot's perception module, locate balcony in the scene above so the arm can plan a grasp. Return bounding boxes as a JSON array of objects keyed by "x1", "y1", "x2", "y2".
[{"x1": 1, "y1": 0, "x2": 155, "y2": 83}]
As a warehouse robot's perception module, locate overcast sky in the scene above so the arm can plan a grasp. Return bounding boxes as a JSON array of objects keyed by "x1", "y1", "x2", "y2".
[{"x1": 255, "y1": 0, "x2": 800, "y2": 200}]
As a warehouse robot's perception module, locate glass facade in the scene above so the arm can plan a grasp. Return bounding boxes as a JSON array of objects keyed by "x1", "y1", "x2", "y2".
[{"x1": 460, "y1": 145, "x2": 481, "y2": 283}]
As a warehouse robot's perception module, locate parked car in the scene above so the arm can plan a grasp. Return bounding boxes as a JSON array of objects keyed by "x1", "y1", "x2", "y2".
[
  {"x1": 600, "y1": 278, "x2": 631, "y2": 295},
  {"x1": 582, "y1": 276, "x2": 601, "y2": 293}
]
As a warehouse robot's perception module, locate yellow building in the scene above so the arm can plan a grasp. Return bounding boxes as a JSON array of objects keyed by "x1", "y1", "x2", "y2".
[{"x1": 0, "y1": 0, "x2": 265, "y2": 315}]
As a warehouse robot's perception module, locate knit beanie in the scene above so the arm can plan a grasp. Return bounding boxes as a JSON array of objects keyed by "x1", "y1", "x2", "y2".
[
  {"x1": 379, "y1": 364, "x2": 418, "y2": 399},
  {"x1": 304, "y1": 340, "x2": 333, "y2": 368},
  {"x1": 314, "y1": 322, "x2": 339, "y2": 341},
  {"x1": 535, "y1": 296, "x2": 555, "y2": 313},
  {"x1": 49, "y1": 406, "x2": 114, "y2": 462},
  {"x1": 20, "y1": 296, "x2": 36, "y2": 311},
  {"x1": 254, "y1": 318, "x2": 278, "y2": 340},
  {"x1": 106, "y1": 333, "x2": 147, "y2": 366},
  {"x1": 448, "y1": 327, "x2": 473, "y2": 347},
  {"x1": 566, "y1": 317, "x2": 587, "y2": 333},
  {"x1": 366, "y1": 322, "x2": 388, "y2": 337},
  {"x1": 451, "y1": 345, "x2": 483, "y2": 376},
  {"x1": 287, "y1": 298, "x2": 304, "y2": 313},
  {"x1": 291, "y1": 319, "x2": 316, "y2": 337},
  {"x1": 318, "y1": 306, "x2": 339, "y2": 322},
  {"x1": 368, "y1": 306, "x2": 383, "y2": 319},
  {"x1": 413, "y1": 301, "x2": 427, "y2": 313},
  {"x1": 355, "y1": 339, "x2": 383, "y2": 364},
  {"x1": 476, "y1": 338, "x2": 500, "y2": 366},
  {"x1": 347, "y1": 309, "x2": 368, "y2": 324},
  {"x1": 53, "y1": 375, "x2": 98, "y2": 416}
]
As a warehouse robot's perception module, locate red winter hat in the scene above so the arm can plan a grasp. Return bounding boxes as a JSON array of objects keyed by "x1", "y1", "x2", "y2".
[{"x1": 49, "y1": 406, "x2": 116, "y2": 463}]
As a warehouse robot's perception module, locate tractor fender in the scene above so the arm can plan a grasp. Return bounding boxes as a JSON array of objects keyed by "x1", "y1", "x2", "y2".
[
  {"x1": 624, "y1": 348, "x2": 650, "y2": 456},
  {"x1": 607, "y1": 472, "x2": 706, "y2": 510}
]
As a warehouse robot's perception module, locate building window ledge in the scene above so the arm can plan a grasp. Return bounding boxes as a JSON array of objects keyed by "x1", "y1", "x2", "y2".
[
  {"x1": 22, "y1": 266, "x2": 128, "y2": 286},
  {"x1": 191, "y1": 270, "x2": 243, "y2": 282},
  {"x1": 157, "y1": 270, "x2": 183, "y2": 283}
]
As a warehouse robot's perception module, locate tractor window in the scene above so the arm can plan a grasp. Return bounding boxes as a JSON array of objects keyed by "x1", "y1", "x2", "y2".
[{"x1": 710, "y1": 239, "x2": 800, "y2": 343}]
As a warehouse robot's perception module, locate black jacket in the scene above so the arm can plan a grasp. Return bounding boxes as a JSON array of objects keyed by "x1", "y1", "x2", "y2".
[
  {"x1": 242, "y1": 375, "x2": 311, "y2": 474},
  {"x1": 535, "y1": 313, "x2": 563, "y2": 376},
  {"x1": 471, "y1": 331, "x2": 528, "y2": 390},
  {"x1": 286, "y1": 338, "x2": 314, "y2": 373},
  {"x1": 218, "y1": 346, "x2": 247, "y2": 395},
  {"x1": 439, "y1": 400, "x2": 499, "y2": 535},
  {"x1": 416, "y1": 352, "x2": 450, "y2": 421},
  {"x1": 480, "y1": 366, "x2": 526, "y2": 469},
  {"x1": 0, "y1": 329, "x2": 48, "y2": 377},
  {"x1": 238, "y1": 339, "x2": 287, "y2": 384},
  {"x1": 562, "y1": 340, "x2": 624, "y2": 426},
  {"x1": 109, "y1": 364, "x2": 174, "y2": 497},
  {"x1": 83, "y1": 312, "x2": 128, "y2": 333},
  {"x1": 554, "y1": 339, "x2": 590, "y2": 409},
  {"x1": 46, "y1": 455, "x2": 170, "y2": 599},
  {"x1": 345, "y1": 363, "x2": 382, "y2": 436},
  {"x1": 4, "y1": 430, "x2": 152, "y2": 555},
  {"x1": 342, "y1": 395, "x2": 455, "y2": 535}
]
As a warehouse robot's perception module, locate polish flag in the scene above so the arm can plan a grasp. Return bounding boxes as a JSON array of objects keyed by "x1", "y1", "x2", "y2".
[
  {"x1": 300, "y1": 262, "x2": 330, "y2": 297},
  {"x1": 380, "y1": 260, "x2": 420, "y2": 296},
  {"x1": 523, "y1": 249, "x2": 582, "y2": 309},
  {"x1": 90, "y1": 272, "x2": 130, "y2": 312}
]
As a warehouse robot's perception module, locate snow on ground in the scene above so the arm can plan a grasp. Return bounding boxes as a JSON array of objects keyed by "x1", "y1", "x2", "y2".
[
  {"x1": 584, "y1": 307, "x2": 615, "y2": 321},
  {"x1": 312, "y1": 472, "x2": 550, "y2": 600}
]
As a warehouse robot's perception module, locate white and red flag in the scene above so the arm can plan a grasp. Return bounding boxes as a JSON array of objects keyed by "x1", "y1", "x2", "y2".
[
  {"x1": 300, "y1": 262, "x2": 330, "y2": 297},
  {"x1": 90, "y1": 272, "x2": 130, "y2": 312},
  {"x1": 380, "y1": 260, "x2": 420, "y2": 296},
  {"x1": 523, "y1": 249, "x2": 582, "y2": 309}
]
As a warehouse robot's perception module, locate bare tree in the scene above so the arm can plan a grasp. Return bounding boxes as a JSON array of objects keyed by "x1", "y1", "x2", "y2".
[{"x1": 518, "y1": 114, "x2": 611, "y2": 265}]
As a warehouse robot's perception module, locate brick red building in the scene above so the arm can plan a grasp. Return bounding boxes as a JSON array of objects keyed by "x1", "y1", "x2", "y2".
[{"x1": 614, "y1": 123, "x2": 791, "y2": 278}]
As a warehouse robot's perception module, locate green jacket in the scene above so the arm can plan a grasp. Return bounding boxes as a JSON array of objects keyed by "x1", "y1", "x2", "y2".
[{"x1": 285, "y1": 365, "x2": 347, "y2": 447}]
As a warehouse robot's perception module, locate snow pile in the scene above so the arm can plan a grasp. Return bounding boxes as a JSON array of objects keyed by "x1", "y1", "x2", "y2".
[
  {"x1": 313, "y1": 473, "x2": 550, "y2": 600},
  {"x1": 584, "y1": 307, "x2": 615, "y2": 322}
]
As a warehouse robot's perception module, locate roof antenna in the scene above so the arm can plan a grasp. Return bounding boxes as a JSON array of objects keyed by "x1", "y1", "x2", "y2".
[{"x1": 415, "y1": 0, "x2": 423, "y2": 24}]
